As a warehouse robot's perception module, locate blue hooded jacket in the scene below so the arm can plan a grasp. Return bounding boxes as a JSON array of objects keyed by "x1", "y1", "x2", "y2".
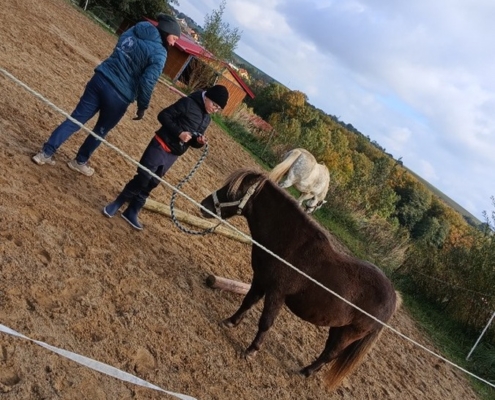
[{"x1": 95, "y1": 21, "x2": 167, "y2": 110}]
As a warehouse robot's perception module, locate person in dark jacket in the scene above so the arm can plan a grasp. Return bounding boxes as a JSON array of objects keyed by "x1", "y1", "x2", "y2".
[
  {"x1": 102, "y1": 84, "x2": 229, "y2": 230},
  {"x1": 32, "y1": 14, "x2": 181, "y2": 177}
]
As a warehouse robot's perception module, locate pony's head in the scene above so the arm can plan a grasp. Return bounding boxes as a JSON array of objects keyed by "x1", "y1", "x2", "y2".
[{"x1": 200, "y1": 169, "x2": 267, "y2": 219}]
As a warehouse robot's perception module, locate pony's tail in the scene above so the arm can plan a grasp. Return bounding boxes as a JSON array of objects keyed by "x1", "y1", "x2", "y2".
[
  {"x1": 324, "y1": 292, "x2": 402, "y2": 390},
  {"x1": 324, "y1": 327, "x2": 384, "y2": 390},
  {"x1": 268, "y1": 149, "x2": 302, "y2": 183}
]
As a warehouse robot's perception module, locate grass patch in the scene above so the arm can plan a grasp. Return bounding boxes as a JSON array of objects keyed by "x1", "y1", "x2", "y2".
[
  {"x1": 216, "y1": 116, "x2": 277, "y2": 170},
  {"x1": 314, "y1": 206, "x2": 368, "y2": 259}
]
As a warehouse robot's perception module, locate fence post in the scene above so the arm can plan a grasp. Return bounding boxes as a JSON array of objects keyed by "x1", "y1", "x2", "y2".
[{"x1": 466, "y1": 311, "x2": 495, "y2": 361}]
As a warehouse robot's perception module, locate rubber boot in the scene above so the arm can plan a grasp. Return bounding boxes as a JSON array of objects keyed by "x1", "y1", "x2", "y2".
[
  {"x1": 121, "y1": 200, "x2": 144, "y2": 230},
  {"x1": 103, "y1": 193, "x2": 128, "y2": 218}
]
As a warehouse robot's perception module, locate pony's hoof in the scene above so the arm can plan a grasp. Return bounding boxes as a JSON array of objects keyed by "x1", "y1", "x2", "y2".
[
  {"x1": 243, "y1": 348, "x2": 258, "y2": 360},
  {"x1": 221, "y1": 318, "x2": 235, "y2": 327}
]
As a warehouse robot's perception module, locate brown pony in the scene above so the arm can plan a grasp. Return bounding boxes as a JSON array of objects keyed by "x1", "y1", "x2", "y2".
[{"x1": 200, "y1": 169, "x2": 401, "y2": 389}]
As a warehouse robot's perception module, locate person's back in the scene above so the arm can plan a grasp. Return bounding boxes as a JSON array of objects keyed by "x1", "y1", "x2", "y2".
[{"x1": 96, "y1": 21, "x2": 166, "y2": 109}]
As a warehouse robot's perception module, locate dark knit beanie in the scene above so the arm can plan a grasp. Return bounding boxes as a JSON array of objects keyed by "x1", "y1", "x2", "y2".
[
  {"x1": 205, "y1": 85, "x2": 229, "y2": 109},
  {"x1": 157, "y1": 14, "x2": 181, "y2": 37}
]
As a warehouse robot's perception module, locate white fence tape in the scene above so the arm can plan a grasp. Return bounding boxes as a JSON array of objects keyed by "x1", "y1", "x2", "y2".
[{"x1": 0, "y1": 323, "x2": 197, "y2": 400}]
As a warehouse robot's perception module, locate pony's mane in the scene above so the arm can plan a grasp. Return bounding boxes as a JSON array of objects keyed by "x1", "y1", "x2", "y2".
[{"x1": 225, "y1": 169, "x2": 268, "y2": 198}]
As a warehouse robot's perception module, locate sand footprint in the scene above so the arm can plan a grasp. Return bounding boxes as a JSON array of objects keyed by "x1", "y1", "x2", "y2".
[
  {"x1": 132, "y1": 347, "x2": 156, "y2": 376},
  {"x1": 30, "y1": 284, "x2": 57, "y2": 310},
  {"x1": 2, "y1": 233, "x2": 13, "y2": 241},
  {"x1": 61, "y1": 278, "x2": 91, "y2": 302},
  {"x1": 38, "y1": 248, "x2": 52, "y2": 265},
  {"x1": 62, "y1": 245, "x2": 87, "y2": 258},
  {"x1": 0, "y1": 233, "x2": 22, "y2": 247},
  {"x1": 0, "y1": 373, "x2": 20, "y2": 393}
]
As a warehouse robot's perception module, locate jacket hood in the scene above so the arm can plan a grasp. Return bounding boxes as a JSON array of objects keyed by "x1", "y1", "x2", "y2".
[
  {"x1": 134, "y1": 21, "x2": 161, "y2": 43},
  {"x1": 189, "y1": 91, "x2": 207, "y2": 112}
]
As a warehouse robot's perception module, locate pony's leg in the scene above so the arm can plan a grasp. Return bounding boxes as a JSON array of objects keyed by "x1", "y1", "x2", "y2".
[
  {"x1": 279, "y1": 178, "x2": 293, "y2": 189},
  {"x1": 300, "y1": 325, "x2": 367, "y2": 376},
  {"x1": 297, "y1": 192, "x2": 314, "y2": 205},
  {"x1": 244, "y1": 292, "x2": 285, "y2": 358},
  {"x1": 223, "y1": 282, "x2": 264, "y2": 327}
]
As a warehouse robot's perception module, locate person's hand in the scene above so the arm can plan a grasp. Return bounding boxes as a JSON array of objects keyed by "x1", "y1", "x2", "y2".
[
  {"x1": 196, "y1": 135, "x2": 207, "y2": 145},
  {"x1": 178, "y1": 131, "x2": 192, "y2": 142},
  {"x1": 133, "y1": 108, "x2": 146, "y2": 120}
]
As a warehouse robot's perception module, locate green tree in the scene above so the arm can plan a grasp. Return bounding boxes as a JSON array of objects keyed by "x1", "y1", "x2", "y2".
[
  {"x1": 321, "y1": 128, "x2": 353, "y2": 193},
  {"x1": 268, "y1": 112, "x2": 302, "y2": 149},
  {"x1": 201, "y1": 0, "x2": 241, "y2": 62},
  {"x1": 365, "y1": 157, "x2": 400, "y2": 219},
  {"x1": 345, "y1": 151, "x2": 374, "y2": 210},
  {"x1": 394, "y1": 179, "x2": 432, "y2": 231},
  {"x1": 82, "y1": 0, "x2": 177, "y2": 21},
  {"x1": 411, "y1": 216, "x2": 449, "y2": 247},
  {"x1": 280, "y1": 90, "x2": 308, "y2": 119},
  {"x1": 249, "y1": 83, "x2": 289, "y2": 120},
  {"x1": 298, "y1": 118, "x2": 331, "y2": 158}
]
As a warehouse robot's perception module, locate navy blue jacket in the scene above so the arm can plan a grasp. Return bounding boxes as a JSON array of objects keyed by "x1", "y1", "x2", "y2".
[{"x1": 95, "y1": 21, "x2": 167, "y2": 109}]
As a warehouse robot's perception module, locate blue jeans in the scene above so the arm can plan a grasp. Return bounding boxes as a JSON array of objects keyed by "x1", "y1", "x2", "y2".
[{"x1": 42, "y1": 72, "x2": 129, "y2": 163}]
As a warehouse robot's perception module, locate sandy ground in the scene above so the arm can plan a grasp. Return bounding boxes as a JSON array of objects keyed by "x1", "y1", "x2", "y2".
[{"x1": 0, "y1": 0, "x2": 484, "y2": 399}]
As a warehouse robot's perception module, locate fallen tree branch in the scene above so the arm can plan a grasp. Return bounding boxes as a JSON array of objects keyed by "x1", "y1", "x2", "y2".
[
  {"x1": 205, "y1": 274, "x2": 251, "y2": 295},
  {"x1": 144, "y1": 199, "x2": 250, "y2": 244}
]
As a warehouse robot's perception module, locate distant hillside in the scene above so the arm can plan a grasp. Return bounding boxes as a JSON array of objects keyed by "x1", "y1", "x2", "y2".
[
  {"x1": 231, "y1": 53, "x2": 283, "y2": 85},
  {"x1": 404, "y1": 166, "x2": 482, "y2": 227},
  {"x1": 175, "y1": 10, "x2": 203, "y2": 34}
]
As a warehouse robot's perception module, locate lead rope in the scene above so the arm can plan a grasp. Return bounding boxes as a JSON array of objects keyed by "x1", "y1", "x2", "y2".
[{"x1": 169, "y1": 141, "x2": 220, "y2": 235}]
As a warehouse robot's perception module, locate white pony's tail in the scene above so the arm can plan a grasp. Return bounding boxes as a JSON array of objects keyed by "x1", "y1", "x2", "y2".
[{"x1": 268, "y1": 149, "x2": 302, "y2": 183}]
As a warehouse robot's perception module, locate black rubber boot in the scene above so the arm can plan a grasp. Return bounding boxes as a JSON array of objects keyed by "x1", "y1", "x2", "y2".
[
  {"x1": 121, "y1": 200, "x2": 144, "y2": 230},
  {"x1": 103, "y1": 193, "x2": 128, "y2": 218}
]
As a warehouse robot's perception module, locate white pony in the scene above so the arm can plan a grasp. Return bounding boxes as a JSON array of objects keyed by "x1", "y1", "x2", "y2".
[{"x1": 268, "y1": 148, "x2": 330, "y2": 213}]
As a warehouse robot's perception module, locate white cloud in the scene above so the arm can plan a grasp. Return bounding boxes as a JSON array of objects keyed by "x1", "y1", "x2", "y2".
[
  {"x1": 230, "y1": 1, "x2": 291, "y2": 34},
  {"x1": 417, "y1": 160, "x2": 439, "y2": 182}
]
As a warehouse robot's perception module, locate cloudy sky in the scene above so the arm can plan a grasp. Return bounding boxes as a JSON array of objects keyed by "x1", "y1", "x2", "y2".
[{"x1": 177, "y1": 0, "x2": 495, "y2": 222}]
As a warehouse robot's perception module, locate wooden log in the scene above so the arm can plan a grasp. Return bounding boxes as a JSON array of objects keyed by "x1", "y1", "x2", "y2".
[
  {"x1": 205, "y1": 274, "x2": 251, "y2": 295},
  {"x1": 143, "y1": 198, "x2": 251, "y2": 244}
]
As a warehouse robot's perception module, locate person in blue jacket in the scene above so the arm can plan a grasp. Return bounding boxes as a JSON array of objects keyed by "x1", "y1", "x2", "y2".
[{"x1": 32, "y1": 14, "x2": 181, "y2": 177}]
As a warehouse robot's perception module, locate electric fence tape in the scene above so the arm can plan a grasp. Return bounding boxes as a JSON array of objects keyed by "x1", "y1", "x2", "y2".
[{"x1": 0, "y1": 324, "x2": 196, "y2": 399}]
